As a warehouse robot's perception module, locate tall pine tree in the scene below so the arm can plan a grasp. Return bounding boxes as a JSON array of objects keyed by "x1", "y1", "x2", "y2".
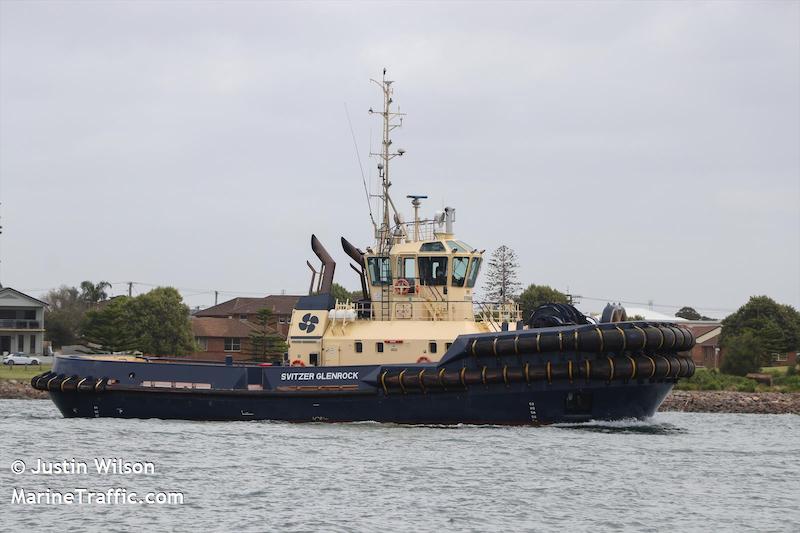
[{"x1": 484, "y1": 245, "x2": 521, "y2": 302}]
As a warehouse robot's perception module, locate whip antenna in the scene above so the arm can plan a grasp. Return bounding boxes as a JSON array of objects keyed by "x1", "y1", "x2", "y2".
[{"x1": 344, "y1": 103, "x2": 376, "y2": 230}]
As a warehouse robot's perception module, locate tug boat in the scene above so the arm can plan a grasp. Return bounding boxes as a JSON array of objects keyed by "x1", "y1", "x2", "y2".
[{"x1": 33, "y1": 72, "x2": 695, "y2": 424}]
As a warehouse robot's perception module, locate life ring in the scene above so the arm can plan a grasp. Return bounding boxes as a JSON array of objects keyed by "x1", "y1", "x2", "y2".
[
  {"x1": 291, "y1": 359, "x2": 306, "y2": 367},
  {"x1": 416, "y1": 356, "x2": 431, "y2": 364},
  {"x1": 393, "y1": 278, "x2": 410, "y2": 295}
]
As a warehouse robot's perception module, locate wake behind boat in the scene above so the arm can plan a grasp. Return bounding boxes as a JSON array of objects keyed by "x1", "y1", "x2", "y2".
[{"x1": 33, "y1": 72, "x2": 695, "y2": 424}]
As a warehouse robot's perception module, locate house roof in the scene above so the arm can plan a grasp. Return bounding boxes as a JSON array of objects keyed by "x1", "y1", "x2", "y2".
[
  {"x1": 684, "y1": 324, "x2": 723, "y2": 344},
  {"x1": 191, "y1": 317, "x2": 259, "y2": 338},
  {"x1": 195, "y1": 295, "x2": 300, "y2": 317},
  {"x1": 0, "y1": 287, "x2": 48, "y2": 307},
  {"x1": 619, "y1": 307, "x2": 689, "y2": 322}
]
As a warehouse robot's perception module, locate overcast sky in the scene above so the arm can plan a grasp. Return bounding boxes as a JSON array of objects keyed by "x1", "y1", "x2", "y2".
[{"x1": 1, "y1": 1, "x2": 798, "y2": 317}]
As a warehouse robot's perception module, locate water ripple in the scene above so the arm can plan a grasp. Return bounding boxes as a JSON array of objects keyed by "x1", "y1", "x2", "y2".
[{"x1": 0, "y1": 401, "x2": 797, "y2": 532}]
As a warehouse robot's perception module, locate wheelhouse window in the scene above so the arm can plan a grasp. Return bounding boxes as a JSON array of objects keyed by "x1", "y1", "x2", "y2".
[
  {"x1": 224, "y1": 337, "x2": 241, "y2": 351},
  {"x1": 452, "y1": 256, "x2": 469, "y2": 287},
  {"x1": 466, "y1": 257, "x2": 482, "y2": 288},
  {"x1": 355, "y1": 341, "x2": 363, "y2": 353},
  {"x1": 367, "y1": 257, "x2": 392, "y2": 285},
  {"x1": 399, "y1": 257, "x2": 416, "y2": 280},
  {"x1": 420, "y1": 241, "x2": 446, "y2": 252},
  {"x1": 398, "y1": 256, "x2": 417, "y2": 293},
  {"x1": 376, "y1": 342, "x2": 384, "y2": 353},
  {"x1": 418, "y1": 256, "x2": 449, "y2": 286},
  {"x1": 429, "y1": 341, "x2": 437, "y2": 354},
  {"x1": 447, "y1": 241, "x2": 473, "y2": 253}
]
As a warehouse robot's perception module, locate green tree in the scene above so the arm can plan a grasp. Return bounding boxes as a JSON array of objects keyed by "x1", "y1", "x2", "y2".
[
  {"x1": 82, "y1": 287, "x2": 195, "y2": 355},
  {"x1": 721, "y1": 296, "x2": 800, "y2": 355},
  {"x1": 675, "y1": 306, "x2": 712, "y2": 321},
  {"x1": 79, "y1": 281, "x2": 111, "y2": 304},
  {"x1": 720, "y1": 331, "x2": 765, "y2": 376},
  {"x1": 82, "y1": 297, "x2": 138, "y2": 353},
  {"x1": 517, "y1": 284, "x2": 568, "y2": 319},
  {"x1": 484, "y1": 245, "x2": 521, "y2": 302},
  {"x1": 128, "y1": 288, "x2": 196, "y2": 355},
  {"x1": 42, "y1": 286, "x2": 86, "y2": 348},
  {"x1": 330, "y1": 283, "x2": 356, "y2": 303},
  {"x1": 249, "y1": 308, "x2": 288, "y2": 362}
]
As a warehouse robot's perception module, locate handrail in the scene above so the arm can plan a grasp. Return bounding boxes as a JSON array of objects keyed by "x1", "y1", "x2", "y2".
[{"x1": 0, "y1": 320, "x2": 41, "y2": 329}]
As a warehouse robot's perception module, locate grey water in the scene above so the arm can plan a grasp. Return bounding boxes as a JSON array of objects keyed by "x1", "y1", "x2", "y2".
[{"x1": 0, "y1": 400, "x2": 798, "y2": 532}]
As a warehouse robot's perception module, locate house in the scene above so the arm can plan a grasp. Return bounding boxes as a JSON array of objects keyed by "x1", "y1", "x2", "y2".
[
  {"x1": 0, "y1": 287, "x2": 46, "y2": 356},
  {"x1": 190, "y1": 317, "x2": 258, "y2": 361},
  {"x1": 190, "y1": 316, "x2": 285, "y2": 362},
  {"x1": 683, "y1": 322, "x2": 723, "y2": 369},
  {"x1": 194, "y1": 295, "x2": 300, "y2": 336},
  {"x1": 770, "y1": 351, "x2": 797, "y2": 367}
]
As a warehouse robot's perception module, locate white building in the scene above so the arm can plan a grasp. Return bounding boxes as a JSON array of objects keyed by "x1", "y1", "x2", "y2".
[{"x1": 0, "y1": 287, "x2": 46, "y2": 355}]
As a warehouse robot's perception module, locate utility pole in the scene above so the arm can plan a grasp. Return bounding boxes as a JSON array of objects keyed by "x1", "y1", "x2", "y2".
[
  {"x1": 128, "y1": 282, "x2": 133, "y2": 297},
  {"x1": 214, "y1": 291, "x2": 219, "y2": 306}
]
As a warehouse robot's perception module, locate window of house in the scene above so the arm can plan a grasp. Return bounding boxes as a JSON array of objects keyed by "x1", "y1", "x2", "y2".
[
  {"x1": 466, "y1": 257, "x2": 482, "y2": 288},
  {"x1": 17, "y1": 336, "x2": 24, "y2": 352},
  {"x1": 367, "y1": 257, "x2": 392, "y2": 285},
  {"x1": 420, "y1": 242, "x2": 446, "y2": 252},
  {"x1": 376, "y1": 342, "x2": 384, "y2": 353},
  {"x1": 429, "y1": 341, "x2": 437, "y2": 354},
  {"x1": 238, "y1": 314, "x2": 248, "y2": 320},
  {"x1": 24, "y1": 310, "x2": 36, "y2": 320},
  {"x1": 224, "y1": 338, "x2": 241, "y2": 351},
  {"x1": 418, "y1": 257, "x2": 449, "y2": 286},
  {"x1": 196, "y1": 337, "x2": 208, "y2": 351},
  {"x1": 451, "y1": 256, "x2": 469, "y2": 287},
  {"x1": 30, "y1": 335, "x2": 36, "y2": 353},
  {"x1": 355, "y1": 341, "x2": 363, "y2": 353}
]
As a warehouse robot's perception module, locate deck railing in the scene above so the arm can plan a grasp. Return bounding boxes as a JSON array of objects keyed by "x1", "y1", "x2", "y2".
[{"x1": 0, "y1": 319, "x2": 41, "y2": 329}]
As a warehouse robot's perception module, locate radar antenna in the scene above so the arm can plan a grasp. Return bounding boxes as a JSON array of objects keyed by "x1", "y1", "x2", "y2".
[{"x1": 369, "y1": 69, "x2": 406, "y2": 254}]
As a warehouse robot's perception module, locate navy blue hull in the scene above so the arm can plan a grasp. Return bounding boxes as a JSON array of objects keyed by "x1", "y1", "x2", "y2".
[
  {"x1": 44, "y1": 359, "x2": 674, "y2": 424},
  {"x1": 48, "y1": 384, "x2": 673, "y2": 424}
]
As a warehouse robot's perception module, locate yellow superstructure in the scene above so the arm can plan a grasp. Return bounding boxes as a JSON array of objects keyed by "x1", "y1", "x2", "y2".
[{"x1": 287, "y1": 72, "x2": 520, "y2": 367}]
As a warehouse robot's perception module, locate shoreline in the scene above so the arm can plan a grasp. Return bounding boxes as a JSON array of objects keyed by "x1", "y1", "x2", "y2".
[
  {"x1": 2, "y1": 380, "x2": 798, "y2": 414},
  {"x1": 0, "y1": 380, "x2": 49, "y2": 400},
  {"x1": 659, "y1": 390, "x2": 800, "y2": 415}
]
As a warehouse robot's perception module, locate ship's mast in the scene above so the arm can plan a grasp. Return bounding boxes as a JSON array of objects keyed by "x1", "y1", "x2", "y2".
[{"x1": 369, "y1": 69, "x2": 405, "y2": 254}]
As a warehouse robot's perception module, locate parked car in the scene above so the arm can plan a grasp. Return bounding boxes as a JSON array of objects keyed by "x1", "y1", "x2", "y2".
[{"x1": 3, "y1": 353, "x2": 40, "y2": 366}]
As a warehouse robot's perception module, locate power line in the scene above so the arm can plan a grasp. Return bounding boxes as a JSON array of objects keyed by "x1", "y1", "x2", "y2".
[{"x1": 577, "y1": 295, "x2": 736, "y2": 313}]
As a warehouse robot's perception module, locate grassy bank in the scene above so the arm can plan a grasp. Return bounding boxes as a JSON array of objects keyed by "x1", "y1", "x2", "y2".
[
  {"x1": 0, "y1": 364, "x2": 52, "y2": 381},
  {"x1": 675, "y1": 367, "x2": 800, "y2": 393}
]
